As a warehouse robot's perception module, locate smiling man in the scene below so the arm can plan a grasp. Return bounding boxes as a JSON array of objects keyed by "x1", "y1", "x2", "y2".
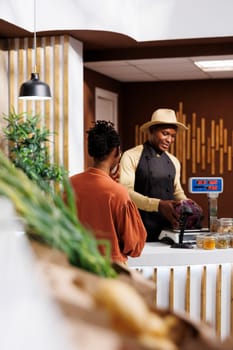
[{"x1": 120, "y1": 108, "x2": 195, "y2": 242}]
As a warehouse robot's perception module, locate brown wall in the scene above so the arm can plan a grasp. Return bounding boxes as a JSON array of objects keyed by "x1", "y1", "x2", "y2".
[
  {"x1": 84, "y1": 68, "x2": 233, "y2": 225},
  {"x1": 121, "y1": 79, "x2": 233, "y2": 150},
  {"x1": 120, "y1": 79, "x2": 233, "y2": 224},
  {"x1": 84, "y1": 68, "x2": 122, "y2": 168}
]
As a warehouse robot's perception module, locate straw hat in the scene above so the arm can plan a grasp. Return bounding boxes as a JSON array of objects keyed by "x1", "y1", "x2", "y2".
[{"x1": 140, "y1": 108, "x2": 188, "y2": 132}]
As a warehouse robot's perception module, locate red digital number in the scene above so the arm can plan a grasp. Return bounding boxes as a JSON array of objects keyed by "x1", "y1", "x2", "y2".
[
  {"x1": 208, "y1": 180, "x2": 217, "y2": 185},
  {"x1": 197, "y1": 180, "x2": 206, "y2": 185},
  {"x1": 208, "y1": 185, "x2": 217, "y2": 191}
]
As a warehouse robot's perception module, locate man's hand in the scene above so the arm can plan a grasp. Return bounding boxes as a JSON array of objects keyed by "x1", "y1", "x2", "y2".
[{"x1": 158, "y1": 200, "x2": 180, "y2": 229}]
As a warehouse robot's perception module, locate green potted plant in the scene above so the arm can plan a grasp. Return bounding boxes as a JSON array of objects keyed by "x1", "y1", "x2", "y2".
[
  {"x1": 2, "y1": 108, "x2": 66, "y2": 190},
  {"x1": 0, "y1": 109, "x2": 116, "y2": 278}
]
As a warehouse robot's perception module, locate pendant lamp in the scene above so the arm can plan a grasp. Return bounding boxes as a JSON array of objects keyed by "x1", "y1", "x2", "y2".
[{"x1": 19, "y1": 0, "x2": 51, "y2": 100}]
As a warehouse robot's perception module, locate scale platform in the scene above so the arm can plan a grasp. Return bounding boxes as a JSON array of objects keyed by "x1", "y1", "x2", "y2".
[{"x1": 158, "y1": 228, "x2": 209, "y2": 245}]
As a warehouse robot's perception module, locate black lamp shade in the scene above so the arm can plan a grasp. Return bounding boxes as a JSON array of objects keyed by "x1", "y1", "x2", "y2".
[{"x1": 19, "y1": 73, "x2": 52, "y2": 100}]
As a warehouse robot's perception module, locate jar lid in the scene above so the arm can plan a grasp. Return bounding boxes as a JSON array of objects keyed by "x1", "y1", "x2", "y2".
[{"x1": 218, "y1": 218, "x2": 233, "y2": 224}]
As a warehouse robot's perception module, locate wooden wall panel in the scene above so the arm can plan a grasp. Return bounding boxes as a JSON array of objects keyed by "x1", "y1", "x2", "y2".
[
  {"x1": 135, "y1": 102, "x2": 233, "y2": 185},
  {"x1": 63, "y1": 35, "x2": 69, "y2": 170},
  {"x1": 8, "y1": 35, "x2": 69, "y2": 172}
]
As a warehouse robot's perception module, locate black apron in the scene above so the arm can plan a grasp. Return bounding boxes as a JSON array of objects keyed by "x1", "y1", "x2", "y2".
[{"x1": 134, "y1": 141, "x2": 176, "y2": 241}]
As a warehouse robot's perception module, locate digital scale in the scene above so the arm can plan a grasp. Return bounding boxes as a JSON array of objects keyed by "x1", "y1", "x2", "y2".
[
  {"x1": 190, "y1": 177, "x2": 223, "y2": 232},
  {"x1": 159, "y1": 228, "x2": 209, "y2": 245},
  {"x1": 188, "y1": 177, "x2": 223, "y2": 194},
  {"x1": 158, "y1": 177, "x2": 223, "y2": 246}
]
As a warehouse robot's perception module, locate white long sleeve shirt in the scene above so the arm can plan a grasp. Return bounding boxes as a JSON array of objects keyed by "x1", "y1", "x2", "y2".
[{"x1": 119, "y1": 144, "x2": 187, "y2": 212}]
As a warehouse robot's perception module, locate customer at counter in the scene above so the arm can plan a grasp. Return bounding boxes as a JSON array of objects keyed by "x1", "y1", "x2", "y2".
[
  {"x1": 120, "y1": 108, "x2": 203, "y2": 242},
  {"x1": 65, "y1": 120, "x2": 147, "y2": 264}
]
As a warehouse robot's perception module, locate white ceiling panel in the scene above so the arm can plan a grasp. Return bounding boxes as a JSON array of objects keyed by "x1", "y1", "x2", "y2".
[{"x1": 85, "y1": 55, "x2": 233, "y2": 82}]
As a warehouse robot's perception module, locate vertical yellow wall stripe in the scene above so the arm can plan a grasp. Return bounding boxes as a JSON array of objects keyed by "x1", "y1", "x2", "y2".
[
  {"x1": 201, "y1": 118, "x2": 205, "y2": 144},
  {"x1": 176, "y1": 122, "x2": 181, "y2": 160},
  {"x1": 63, "y1": 35, "x2": 69, "y2": 169},
  {"x1": 192, "y1": 112, "x2": 196, "y2": 138},
  {"x1": 18, "y1": 38, "x2": 25, "y2": 113},
  {"x1": 192, "y1": 139, "x2": 196, "y2": 174},
  {"x1": 186, "y1": 123, "x2": 191, "y2": 160},
  {"x1": 197, "y1": 127, "x2": 201, "y2": 164},
  {"x1": 9, "y1": 39, "x2": 16, "y2": 109},
  {"x1": 224, "y1": 128, "x2": 228, "y2": 153},
  {"x1": 45, "y1": 36, "x2": 52, "y2": 134},
  {"x1": 177, "y1": 104, "x2": 182, "y2": 178},
  {"x1": 26, "y1": 37, "x2": 33, "y2": 114},
  {"x1": 200, "y1": 265, "x2": 207, "y2": 322},
  {"x1": 216, "y1": 265, "x2": 222, "y2": 337},
  {"x1": 181, "y1": 115, "x2": 186, "y2": 184},
  {"x1": 211, "y1": 120, "x2": 215, "y2": 148},
  {"x1": 54, "y1": 36, "x2": 61, "y2": 166},
  {"x1": 185, "y1": 266, "x2": 190, "y2": 314},
  {"x1": 35, "y1": 37, "x2": 42, "y2": 119},
  {"x1": 219, "y1": 118, "x2": 223, "y2": 146},
  {"x1": 169, "y1": 268, "x2": 174, "y2": 311},
  {"x1": 191, "y1": 113, "x2": 196, "y2": 173},
  {"x1": 219, "y1": 148, "x2": 224, "y2": 174},
  {"x1": 215, "y1": 124, "x2": 219, "y2": 151},
  {"x1": 154, "y1": 268, "x2": 157, "y2": 307},
  {"x1": 228, "y1": 146, "x2": 232, "y2": 171}
]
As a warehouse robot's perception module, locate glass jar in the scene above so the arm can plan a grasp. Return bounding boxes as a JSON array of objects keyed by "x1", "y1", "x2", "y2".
[
  {"x1": 215, "y1": 233, "x2": 230, "y2": 249},
  {"x1": 217, "y1": 218, "x2": 233, "y2": 233},
  {"x1": 196, "y1": 234, "x2": 205, "y2": 249},
  {"x1": 203, "y1": 234, "x2": 216, "y2": 250},
  {"x1": 217, "y1": 218, "x2": 233, "y2": 248}
]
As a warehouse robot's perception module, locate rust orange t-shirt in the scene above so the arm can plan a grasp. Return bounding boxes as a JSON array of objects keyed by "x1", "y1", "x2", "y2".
[{"x1": 69, "y1": 168, "x2": 147, "y2": 263}]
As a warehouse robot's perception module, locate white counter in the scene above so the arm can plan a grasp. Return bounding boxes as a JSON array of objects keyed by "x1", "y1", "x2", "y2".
[
  {"x1": 128, "y1": 242, "x2": 233, "y2": 340},
  {"x1": 0, "y1": 222, "x2": 76, "y2": 350},
  {"x1": 128, "y1": 242, "x2": 233, "y2": 267}
]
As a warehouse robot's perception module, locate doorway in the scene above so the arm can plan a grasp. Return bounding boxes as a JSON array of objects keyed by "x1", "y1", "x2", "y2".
[{"x1": 95, "y1": 87, "x2": 118, "y2": 129}]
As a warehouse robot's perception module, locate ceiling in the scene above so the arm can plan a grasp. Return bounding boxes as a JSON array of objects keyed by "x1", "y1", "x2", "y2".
[
  {"x1": 81, "y1": 32, "x2": 233, "y2": 83},
  {"x1": 80, "y1": 31, "x2": 233, "y2": 83},
  {"x1": 1, "y1": 18, "x2": 233, "y2": 83},
  {"x1": 84, "y1": 55, "x2": 233, "y2": 82}
]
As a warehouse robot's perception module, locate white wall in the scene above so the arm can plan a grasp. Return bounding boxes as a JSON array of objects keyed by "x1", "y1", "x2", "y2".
[
  {"x1": 1, "y1": 0, "x2": 233, "y2": 42},
  {"x1": 0, "y1": 43, "x2": 9, "y2": 149},
  {"x1": 68, "y1": 37, "x2": 84, "y2": 176}
]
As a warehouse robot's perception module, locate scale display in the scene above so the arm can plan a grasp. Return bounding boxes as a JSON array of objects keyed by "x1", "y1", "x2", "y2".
[{"x1": 188, "y1": 177, "x2": 223, "y2": 194}]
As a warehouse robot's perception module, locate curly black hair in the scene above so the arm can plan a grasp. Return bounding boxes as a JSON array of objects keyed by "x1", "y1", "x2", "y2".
[{"x1": 87, "y1": 120, "x2": 120, "y2": 160}]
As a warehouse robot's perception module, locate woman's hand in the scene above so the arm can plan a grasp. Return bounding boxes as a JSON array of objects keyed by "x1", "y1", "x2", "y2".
[{"x1": 110, "y1": 163, "x2": 120, "y2": 182}]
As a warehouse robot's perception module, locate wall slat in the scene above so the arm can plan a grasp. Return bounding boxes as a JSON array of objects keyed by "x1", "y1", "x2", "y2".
[
  {"x1": 216, "y1": 124, "x2": 219, "y2": 151},
  {"x1": 185, "y1": 266, "x2": 190, "y2": 314},
  {"x1": 8, "y1": 35, "x2": 70, "y2": 175},
  {"x1": 201, "y1": 265, "x2": 207, "y2": 322},
  {"x1": 228, "y1": 146, "x2": 232, "y2": 171},
  {"x1": 63, "y1": 35, "x2": 69, "y2": 169},
  {"x1": 169, "y1": 268, "x2": 174, "y2": 311},
  {"x1": 216, "y1": 265, "x2": 222, "y2": 337}
]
